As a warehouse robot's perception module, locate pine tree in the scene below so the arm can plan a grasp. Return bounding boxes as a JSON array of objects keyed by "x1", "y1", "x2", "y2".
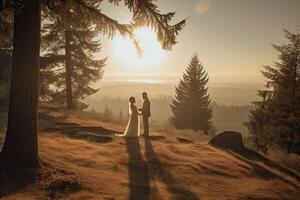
[
  {"x1": 171, "y1": 54, "x2": 213, "y2": 134},
  {"x1": 246, "y1": 30, "x2": 300, "y2": 152},
  {"x1": 41, "y1": 3, "x2": 106, "y2": 109},
  {"x1": 245, "y1": 91, "x2": 273, "y2": 153},
  {"x1": 0, "y1": 0, "x2": 185, "y2": 170}
]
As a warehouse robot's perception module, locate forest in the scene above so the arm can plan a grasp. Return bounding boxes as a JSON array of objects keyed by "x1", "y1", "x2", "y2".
[{"x1": 0, "y1": 0, "x2": 299, "y2": 199}]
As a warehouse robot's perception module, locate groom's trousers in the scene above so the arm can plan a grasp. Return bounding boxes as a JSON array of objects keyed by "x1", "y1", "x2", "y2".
[{"x1": 143, "y1": 116, "x2": 149, "y2": 136}]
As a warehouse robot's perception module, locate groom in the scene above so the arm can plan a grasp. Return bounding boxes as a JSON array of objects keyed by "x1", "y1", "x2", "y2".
[{"x1": 139, "y1": 92, "x2": 151, "y2": 137}]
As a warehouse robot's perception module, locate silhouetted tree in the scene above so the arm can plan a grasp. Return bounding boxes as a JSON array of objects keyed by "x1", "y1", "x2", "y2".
[
  {"x1": 246, "y1": 30, "x2": 300, "y2": 152},
  {"x1": 171, "y1": 54, "x2": 212, "y2": 134},
  {"x1": 0, "y1": 0, "x2": 185, "y2": 170},
  {"x1": 245, "y1": 91, "x2": 273, "y2": 153},
  {"x1": 0, "y1": 0, "x2": 42, "y2": 169},
  {"x1": 41, "y1": 2, "x2": 106, "y2": 109}
]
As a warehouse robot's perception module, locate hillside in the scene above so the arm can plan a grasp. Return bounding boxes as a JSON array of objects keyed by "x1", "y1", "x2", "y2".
[{"x1": 0, "y1": 109, "x2": 299, "y2": 200}]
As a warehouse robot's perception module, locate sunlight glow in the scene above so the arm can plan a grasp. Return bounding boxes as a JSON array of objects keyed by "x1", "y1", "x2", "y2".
[
  {"x1": 126, "y1": 79, "x2": 165, "y2": 84},
  {"x1": 113, "y1": 27, "x2": 166, "y2": 69}
]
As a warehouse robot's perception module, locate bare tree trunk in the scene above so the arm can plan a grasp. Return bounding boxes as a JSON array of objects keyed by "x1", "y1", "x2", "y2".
[
  {"x1": 65, "y1": 30, "x2": 73, "y2": 110},
  {"x1": 0, "y1": 0, "x2": 41, "y2": 169},
  {"x1": 65, "y1": 1, "x2": 74, "y2": 110}
]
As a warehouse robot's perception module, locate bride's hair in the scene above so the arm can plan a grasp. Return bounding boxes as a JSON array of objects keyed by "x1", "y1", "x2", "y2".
[
  {"x1": 128, "y1": 96, "x2": 135, "y2": 115},
  {"x1": 129, "y1": 96, "x2": 135, "y2": 104}
]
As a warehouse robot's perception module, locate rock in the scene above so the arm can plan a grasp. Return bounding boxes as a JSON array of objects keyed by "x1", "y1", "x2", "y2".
[
  {"x1": 209, "y1": 131, "x2": 245, "y2": 153},
  {"x1": 209, "y1": 131, "x2": 300, "y2": 181}
]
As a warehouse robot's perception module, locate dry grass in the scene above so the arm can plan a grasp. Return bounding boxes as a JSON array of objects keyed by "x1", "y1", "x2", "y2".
[
  {"x1": 267, "y1": 151, "x2": 300, "y2": 174},
  {"x1": 0, "y1": 110, "x2": 299, "y2": 200}
]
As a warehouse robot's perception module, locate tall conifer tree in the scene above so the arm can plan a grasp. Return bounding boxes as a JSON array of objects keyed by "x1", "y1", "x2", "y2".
[
  {"x1": 246, "y1": 30, "x2": 300, "y2": 152},
  {"x1": 41, "y1": 3, "x2": 106, "y2": 109},
  {"x1": 0, "y1": 0, "x2": 185, "y2": 170},
  {"x1": 171, "y1": 54, "x2": 212, "y2": 134},
  {"x1": 245, "y1": 90, "x2": 273, "y2": 153},
  {"x1": 0, "y1": 0, "x2": 42, "y2": 169}
]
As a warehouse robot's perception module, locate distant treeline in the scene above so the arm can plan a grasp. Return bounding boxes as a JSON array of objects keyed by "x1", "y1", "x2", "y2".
[{"x1": 85, "y1": 96, "x2": 252, "y2": 134}]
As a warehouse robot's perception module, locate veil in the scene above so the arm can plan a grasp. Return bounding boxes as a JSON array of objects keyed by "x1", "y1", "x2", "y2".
[
  {"x1": 128, "y1": 102, "x2": 132, "y2": 115},
  {"x1": 118, "y1": 101, "x2": 140, "y2": 137},
  {"x1": 138, "y1": 115, "x2": 141, "y2": 136}
]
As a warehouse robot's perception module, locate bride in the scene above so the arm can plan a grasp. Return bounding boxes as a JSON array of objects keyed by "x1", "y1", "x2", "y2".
[{"x1": 117, "y1": 96, "x2": 141, "y2": 137}]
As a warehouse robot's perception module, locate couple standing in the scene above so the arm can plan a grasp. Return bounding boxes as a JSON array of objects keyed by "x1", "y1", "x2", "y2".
[{"x1": 118, "y1": 92, "x2": 151, "y2": 137}]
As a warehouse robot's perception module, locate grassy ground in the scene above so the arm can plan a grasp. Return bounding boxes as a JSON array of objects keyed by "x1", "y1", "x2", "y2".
[{"x1": 0, "y1": 108, "x2": 299, "y2": 200}]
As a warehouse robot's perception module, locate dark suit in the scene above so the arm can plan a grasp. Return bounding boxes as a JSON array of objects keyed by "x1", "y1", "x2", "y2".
[{"x1": 142, "y1": 98, "x2": 151, "y2": 136}]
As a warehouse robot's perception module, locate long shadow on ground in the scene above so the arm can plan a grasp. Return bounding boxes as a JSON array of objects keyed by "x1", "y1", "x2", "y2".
[
  {"x1": 144, "y1": 137, "x2": 200, "y2": 200},
  {"x1": 125, "y1": 137, "x2": 151, "y2": 200}
]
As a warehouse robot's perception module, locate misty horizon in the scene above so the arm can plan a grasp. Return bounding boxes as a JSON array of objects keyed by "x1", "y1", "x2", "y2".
[{"x1": 88, "y1": 82, "x2": 262, "y2": 106}]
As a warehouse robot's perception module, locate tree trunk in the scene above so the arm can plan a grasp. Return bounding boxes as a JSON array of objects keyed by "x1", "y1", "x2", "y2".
[
  {"x1": 0, "y1": 0, "x2": 41, "y2": 169},
  {"x1": 0, "y1": 0, "x2": 5, "y2": 11},
  {"x1": 65, "y1": 2, "x2": 74, "y2": 110},
  {"x1": 65, "y1": 30, "x2": 73, "y2": 110}
]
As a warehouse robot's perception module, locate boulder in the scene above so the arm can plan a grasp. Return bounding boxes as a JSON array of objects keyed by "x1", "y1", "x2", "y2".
[
  {"x1": 209, "y1": 131, "x2": 300, "y2": 181},
  {"x1": 209, "y1": 131, "x2": 245, "y2": 153}
]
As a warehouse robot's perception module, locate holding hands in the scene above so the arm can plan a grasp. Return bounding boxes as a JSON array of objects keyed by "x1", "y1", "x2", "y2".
[{"x1": 138, "y1": 108, "x2": 143, "y2": 116}]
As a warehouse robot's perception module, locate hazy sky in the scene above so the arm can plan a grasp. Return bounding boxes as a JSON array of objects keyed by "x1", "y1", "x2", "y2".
[{"x1": 98, "y1": 0, "x2": 300, "y2": 85}]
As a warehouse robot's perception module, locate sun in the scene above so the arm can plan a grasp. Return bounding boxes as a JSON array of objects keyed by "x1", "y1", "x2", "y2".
[{"x1": 113, "y1": 27, "x2": 166, "y2": 69}]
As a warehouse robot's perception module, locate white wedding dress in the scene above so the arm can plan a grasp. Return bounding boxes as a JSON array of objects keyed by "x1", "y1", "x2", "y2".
[{"x1": 118, "y1": 103, "x2": 140, "y2": 137}]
